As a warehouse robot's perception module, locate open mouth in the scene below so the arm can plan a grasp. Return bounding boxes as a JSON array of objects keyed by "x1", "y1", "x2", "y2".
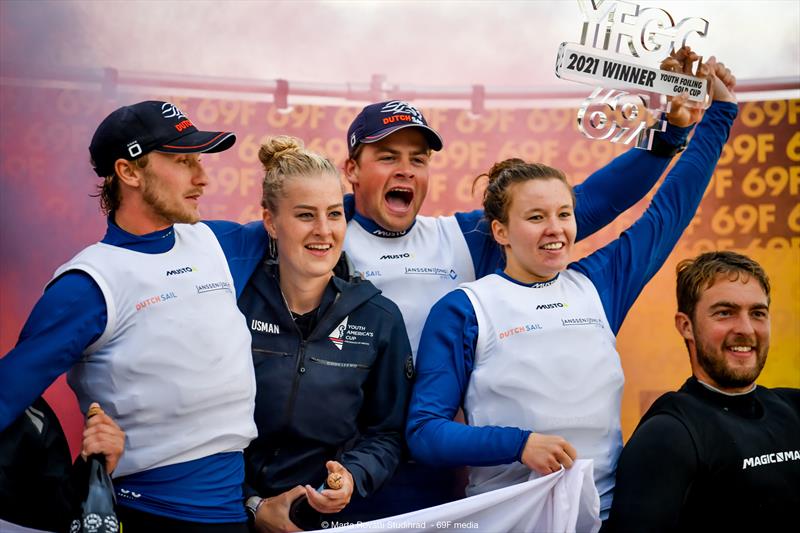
[
  {"x1": 385, "y1": 187, "x2": 414, "y2": 214},
  {"x1": 726, "y1": 345, "x2": 755, "y2": 357},
  {"x1": 541, "y1": 242, "x2": 565, "y2": 251},
  {"x1": 305, "y1": 243, "x2": 333, "y2": 256}
]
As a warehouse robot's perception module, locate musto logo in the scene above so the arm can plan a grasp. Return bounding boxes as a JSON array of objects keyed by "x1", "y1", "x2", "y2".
[
  {"x1": 536, "y1": 302, "x2": 567, "y2": 310},
  {"x1": 165, "y1": 266, "x2": 197, "y2": 276}
]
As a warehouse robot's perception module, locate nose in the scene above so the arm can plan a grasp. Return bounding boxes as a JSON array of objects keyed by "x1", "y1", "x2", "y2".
[
  {"x1": 193, "y1": 161, "x2": 209, "y2": 188},
  {"x1": 732, "y1": 312, "x2": 757, "y2": 337},
  {"x1": 543, "y1": 214, "x2": 563, "y2": 235},
  {"x1": 395, "y1": 155, "x2": 415, "y2": 179},
  {"x1": 313, "y1": 216, "x2": 332, "y2": 237}
]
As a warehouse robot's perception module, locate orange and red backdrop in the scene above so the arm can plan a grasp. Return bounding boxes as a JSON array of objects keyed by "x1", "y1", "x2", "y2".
[{"x1": 1, "y1": 86, "x2": 798, "y2": 454}]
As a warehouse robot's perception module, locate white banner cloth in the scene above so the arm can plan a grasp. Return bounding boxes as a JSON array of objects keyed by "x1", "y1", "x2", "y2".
[{"x1": 310, "y1": 459, "x2": 600, "y2": 533}]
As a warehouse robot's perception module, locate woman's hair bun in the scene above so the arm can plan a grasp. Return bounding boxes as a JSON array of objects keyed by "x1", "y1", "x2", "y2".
[{"x1": 258, "y1": 136, "x2": 304, "y2": 170}]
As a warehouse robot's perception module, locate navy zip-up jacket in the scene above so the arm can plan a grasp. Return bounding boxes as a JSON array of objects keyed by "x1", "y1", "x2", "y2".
[{"x1": 238, "y1": 260, "x2": 413, "y2": 499}]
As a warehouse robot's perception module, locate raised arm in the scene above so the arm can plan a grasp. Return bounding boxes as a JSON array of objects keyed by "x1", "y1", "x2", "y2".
[
  {"x1": 573, "y1": 59, "x2": 738, "y2": 333},
  {"x1": 574, "y1": 46, "x2": 706, "y2": 241}
]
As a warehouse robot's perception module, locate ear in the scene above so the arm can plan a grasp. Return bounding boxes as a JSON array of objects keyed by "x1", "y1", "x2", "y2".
[
  {"x1": 114, "y1": 158, "x2": 144, "y2": 188},
  {"x1": 491, "y1": 219, "x2": 510, "y2": 247},
  {"x1": 262, "y1": 208, "x2": 277, "y2": 238},
  {"x1": 343, "y1": 158, "x2": 359, "y2": 186},
  {"x1": 674, "y1": 312, "x2": 694, "y2": 342}
]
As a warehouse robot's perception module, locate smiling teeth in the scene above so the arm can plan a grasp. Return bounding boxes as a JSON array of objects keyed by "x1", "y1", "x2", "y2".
[
  {"x1": 306, "y1": 244, "x2": 331, "y2": 250},
  {"x1": 729, "y1": 346, "x2": 753, "y2": 352},
  {"x1": 542, "y1": 243, "x2": 563, "y2": 250}
]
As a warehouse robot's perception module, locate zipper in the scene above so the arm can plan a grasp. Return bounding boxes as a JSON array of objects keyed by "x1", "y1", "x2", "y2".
[
  {"x1": 309, "y1": 356, "x2": 370, "y2": 370},
  {"x1": 252, "y1": 348, "x2": 292, "y2": 356},
  {"x1": 282, "y1": 340, "x2": 307, "y2": 430},
  {"x1": 278, "y1": 281, "x2": 343, "y2": 431}
]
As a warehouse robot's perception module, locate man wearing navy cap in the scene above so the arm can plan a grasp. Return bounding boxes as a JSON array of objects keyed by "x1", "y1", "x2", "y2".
[
  {"x1": 0, "y1": 101, "x2": 267, "y2": 532},
  {"x1": 337, "y1": 92, "x2": 699, "y2": 519}
]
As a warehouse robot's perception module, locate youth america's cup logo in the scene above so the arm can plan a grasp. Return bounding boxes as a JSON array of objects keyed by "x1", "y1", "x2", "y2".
[{"x1": 329, "y1": 316, "x2": 349, "y2": 350}]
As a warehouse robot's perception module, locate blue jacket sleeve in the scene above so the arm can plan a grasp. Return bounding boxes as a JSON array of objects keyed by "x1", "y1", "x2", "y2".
[
  {"x1": 572, "y1": 102, "x2": 738, "y2": 334},
  {"x1": 406, "y1": 290, "x2": 530, "y2": 467},
  {"x1": 455, "y1": 123, "x2": 691, "y2": 277},
  {"x1": 0, "y1": 272, "x2": 106, "y2": 431},
  {"x1": 572, "y1": 122, "x2": 692, "y2": 241},
  {"x1": 204, "y1": 220, "x2": 268, "y2": 298}
]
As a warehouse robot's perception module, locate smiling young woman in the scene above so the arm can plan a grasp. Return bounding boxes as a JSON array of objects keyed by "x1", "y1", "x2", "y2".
[
  {"x1": 236, "y1": 136, "x2": 414, "y2": 533},
  {"x1": 406, "y1": 58, "x2": 739, "y2": 522}
]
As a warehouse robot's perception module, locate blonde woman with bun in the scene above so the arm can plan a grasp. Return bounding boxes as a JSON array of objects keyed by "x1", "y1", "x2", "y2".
[{"x1": 237, "y1": 136, "x2": 413, "y2": 532}]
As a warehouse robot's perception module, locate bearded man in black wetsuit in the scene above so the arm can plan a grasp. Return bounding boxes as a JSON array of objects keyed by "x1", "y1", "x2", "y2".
[{"x1": 604, "y1": 251, "x2": 800, "y2": 533}]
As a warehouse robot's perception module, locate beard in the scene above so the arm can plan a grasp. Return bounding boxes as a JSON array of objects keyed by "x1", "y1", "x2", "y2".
[
  {"x1": 695, "y1": 335, "x2": 768, "y2": 389},
  {"x1": 141, "y1": 169, "x2": 200, "y2": 224}
]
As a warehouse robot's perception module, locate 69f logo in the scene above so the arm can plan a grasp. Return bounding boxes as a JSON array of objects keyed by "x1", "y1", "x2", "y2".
[{"x1": 577, "y1": 88, "x2": 670, "y2": 150}]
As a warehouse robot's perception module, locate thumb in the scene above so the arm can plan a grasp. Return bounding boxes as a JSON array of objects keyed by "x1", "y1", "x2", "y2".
[
  {"x1": 288, "y1": 485, "x2": 307, "y2": 500},
  {"x1": 86, "y1": 402, "x2": 102, "y2": 419},
  {"x1": 326, "y1": 460, "x2": 345, "y2": 473}
]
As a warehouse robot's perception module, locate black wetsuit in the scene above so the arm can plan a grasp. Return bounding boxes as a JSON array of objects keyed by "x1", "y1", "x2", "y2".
[{"x1": 605, "y1": 377, "x2": 800, "y2": 533}]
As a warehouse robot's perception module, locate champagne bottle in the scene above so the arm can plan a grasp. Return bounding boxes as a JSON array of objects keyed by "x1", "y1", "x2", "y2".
[
  {"x1": 70, "y1": 404, "x2": 119, "y2": 533},
  {"x1": 288, "y1": 471, "x2": 342, "y2": 530}
]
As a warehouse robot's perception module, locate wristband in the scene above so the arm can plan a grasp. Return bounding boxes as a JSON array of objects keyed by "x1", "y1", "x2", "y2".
[
  {"x1": 245, "y1": 495, "x2": 265, "y2": 520},
  {"x1": 649, "y1": 133, "x2": 687, "y2": 158}
]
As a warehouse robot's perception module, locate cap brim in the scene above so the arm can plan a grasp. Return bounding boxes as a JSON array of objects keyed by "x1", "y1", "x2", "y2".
[
  {"x1": 158, "y1": 131, "x2": 236, "y2": 154},
  {"x1": 360, "y1": 124, "x2": 443, "y2": 152}
]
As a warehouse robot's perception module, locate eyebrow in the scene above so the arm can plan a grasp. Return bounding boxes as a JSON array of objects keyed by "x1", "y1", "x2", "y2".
[
  {"x1": 375, "y1": 147, "x2": 428, "y2": 156},
  {"x1": 522, "y1": 205, "x2": 573, "y2": 214},
  {"x1": 293, "y1": 203, "x2": 344, "y2": 210},
  {"x1": 709, "y1": 301, "x2": 770, "y2": 311}
]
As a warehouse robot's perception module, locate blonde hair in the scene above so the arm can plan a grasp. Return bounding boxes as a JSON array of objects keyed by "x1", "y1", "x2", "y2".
[{"x1": 258, "y1": 136, "x2": 340, "y2": 211}]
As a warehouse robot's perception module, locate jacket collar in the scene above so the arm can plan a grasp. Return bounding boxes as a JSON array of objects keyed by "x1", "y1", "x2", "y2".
[{"x1": 249, "y1": 257, "x2": 381, "y2": 341}]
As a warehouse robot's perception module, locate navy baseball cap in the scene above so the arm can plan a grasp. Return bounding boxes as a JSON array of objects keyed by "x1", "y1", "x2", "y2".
[
  {"x1": 347, "y1": 100, "x2": 443, "y2": 156},
  {"x1": 89, "y1": 100, "x2": 236, "y2": 177}
]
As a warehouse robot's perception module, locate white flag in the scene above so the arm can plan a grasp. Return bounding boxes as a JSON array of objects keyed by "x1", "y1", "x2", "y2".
[{"x1": 312, "y1": 459, "x2": 600, "y2": 533}]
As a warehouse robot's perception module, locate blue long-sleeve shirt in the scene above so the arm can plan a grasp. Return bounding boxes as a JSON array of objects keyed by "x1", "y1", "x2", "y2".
[
  {"x1": 0, "y1": 219, "x2": 267, "y2": 521},
  {"x1": 0, "y1": 220, "x2": 266, "y2": 432},
  {"x1": 406, "y1": 101, "x2": 738, "y2": 469}
]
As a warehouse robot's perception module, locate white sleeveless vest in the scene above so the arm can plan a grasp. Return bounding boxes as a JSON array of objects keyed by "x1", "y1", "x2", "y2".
[
  {"x1": 460, "y1": 271, "x2": 623, "y2": 510},
  {"x1": 54, "y1": 223, "x2": 257, "y2": 477},
  {"x1": 344, "y1": 215, "x2": 476, "y2": 359}
]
